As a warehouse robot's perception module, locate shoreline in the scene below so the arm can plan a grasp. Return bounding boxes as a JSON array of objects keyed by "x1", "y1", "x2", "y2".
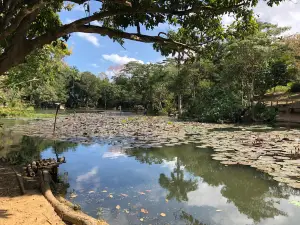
[{"x1": 9, "y1": 113, "x2": 300, "y2": 189}]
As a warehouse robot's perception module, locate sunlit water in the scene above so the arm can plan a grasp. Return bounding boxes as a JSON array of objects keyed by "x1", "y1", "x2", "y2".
[{"x1": 1, "y1": 119, "x2": 300, "y2": 225}]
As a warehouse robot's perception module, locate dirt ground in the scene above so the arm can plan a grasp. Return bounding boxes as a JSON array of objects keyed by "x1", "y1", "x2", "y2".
[{"x1": 0, "y1": 163, "x2": 65, "y2": 225}]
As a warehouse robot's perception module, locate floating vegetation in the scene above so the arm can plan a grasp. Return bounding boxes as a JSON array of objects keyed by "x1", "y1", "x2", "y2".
[
  {"x1": 96, "y1": 207, "x2": 104, "y2": 220},
  {"x1": 10, "y1": 114, "x2": 300, "y2": 189},
  {"x1": 290, "y1": 200, "x2": 300, "y2": 207}
]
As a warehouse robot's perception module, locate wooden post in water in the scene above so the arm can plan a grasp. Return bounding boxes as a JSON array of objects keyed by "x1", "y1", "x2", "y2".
[{"x1": 53, "y1": 103, "x2": 60, "y2": 134}]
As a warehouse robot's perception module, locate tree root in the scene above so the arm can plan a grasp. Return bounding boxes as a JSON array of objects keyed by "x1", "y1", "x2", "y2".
[
  {"x1": 39, "y1": 170, "x2": 107, "y2": 225},
  {"x1": 56, "y1": 195, "x2": 81, "y2": 211},
  {"x1": 12, "y1": 167, "x2": 26, "y2": 195}
]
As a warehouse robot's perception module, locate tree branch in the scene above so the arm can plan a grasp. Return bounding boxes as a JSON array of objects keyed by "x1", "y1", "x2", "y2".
[
  {"x1": 27, "y1": 1, "x2": 246, "y2": 48},
  {"x1": 67, "y1": 0, "x2": 101, "y2": 3},
  {"x1": 75, "y1": 25, "x2": 197, "y2": 51},
  {"x1": 0, "y1": 0, "x2": 22, "y2": 28},
  {"x1": 0, "y1": 0, "x2": 45, "y2": 42},
  {"x1": 0, "y1": 0, "x2": 250, "y2": 75},
  {"x1": 68, "y1": 0, "x2": 132, "y2": 7},
  {"x1": 64, "y1": 2, "x2": 248, "y2": 29}
]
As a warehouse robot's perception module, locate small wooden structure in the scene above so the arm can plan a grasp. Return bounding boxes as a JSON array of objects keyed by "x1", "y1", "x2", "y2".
[{"x1": 23, "y1": 157, "x2": 65, "y2": 179}]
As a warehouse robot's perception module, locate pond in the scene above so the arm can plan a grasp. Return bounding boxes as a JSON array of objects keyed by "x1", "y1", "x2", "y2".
[{"x1": 1, "y1": 119, "x2": 300, "y2": 225}]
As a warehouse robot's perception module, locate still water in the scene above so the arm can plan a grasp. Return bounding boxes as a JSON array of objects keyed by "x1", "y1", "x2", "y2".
[{"x1": 1, "y1": 119, "x2": 300, "y2": 225}]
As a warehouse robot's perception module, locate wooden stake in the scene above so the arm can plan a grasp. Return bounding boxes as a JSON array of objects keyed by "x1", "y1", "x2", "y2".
[{"x1": 53, "y1": 103, "x2": 60, "y2": 134}]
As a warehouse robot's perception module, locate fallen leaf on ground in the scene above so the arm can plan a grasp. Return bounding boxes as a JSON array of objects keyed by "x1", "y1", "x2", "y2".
[
  {"x1": 138, "y1": 192, "x2": 146, "y2": 195},
  {"x1": 88, "y1": 190, "x2": 95, "y2": 194},
  {"x1": 124, "y1": 209, "x2": 129, "y2": 213},
  {"x1": 116, "y1": 205, "x2": 121, "y2": 210},
  {"x1": 140, "y1": 218, "x2": 144, "y2": 222},
  {"x1": 120, "y1": 193, "x2": 128, "y2": 197},
  {"x1": 141, "y1": 208, "x2": 149, "y2": 214},
  {"x1": 109, "y1": 194, "x2": 113, "y2": 198},
  {"x1": 102, "y1": 190, "x2": 107, "y2": 193},
  {"x1": 165, "y1": 199, "x2": 169, "y2": 203},
  {"x1": 160, "y1": 213, "x2": 166, "y2": 217},
  {"x1": 216, "y1": 209, "x2": 222, "y2": 212}
]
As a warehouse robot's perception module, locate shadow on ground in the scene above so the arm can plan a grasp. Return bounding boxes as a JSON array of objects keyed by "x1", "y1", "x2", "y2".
[{"x1": 0, "y1": 209, "x2": 12, "y2": 219}]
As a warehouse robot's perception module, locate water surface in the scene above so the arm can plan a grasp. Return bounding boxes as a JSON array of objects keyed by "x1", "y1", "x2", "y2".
[{"x1": 1, "y1": 119, "x2": 300, "y2": 225}]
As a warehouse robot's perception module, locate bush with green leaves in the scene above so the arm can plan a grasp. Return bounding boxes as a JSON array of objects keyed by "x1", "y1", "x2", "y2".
[
  {"x1": 251, "y1": 102, "x2": 277, "y2": 122},
  {"x1": 186, "y1": 86, "x2": 244, "y2": 123},
  {"x1": 186, "y1": 85, "x2": 278, "y2": 123}
]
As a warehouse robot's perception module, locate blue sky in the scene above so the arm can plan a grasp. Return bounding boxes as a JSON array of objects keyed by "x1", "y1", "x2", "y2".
[{"x1": 59, "y1": 1, "x2": 300, "y2": 77}]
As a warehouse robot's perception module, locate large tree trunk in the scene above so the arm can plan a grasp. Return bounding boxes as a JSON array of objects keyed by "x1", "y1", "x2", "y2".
[
  {"x1": 0, "y1": 22, "x2": 70, "y2": 75},
  {"x1": 0, "y1": 39, "x2": 33, "y2": 75}
]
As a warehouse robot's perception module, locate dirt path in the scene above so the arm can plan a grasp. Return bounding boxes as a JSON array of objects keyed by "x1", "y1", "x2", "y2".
[{"x1": 0, "y1": 163, "x2": 65, "y2": 225}]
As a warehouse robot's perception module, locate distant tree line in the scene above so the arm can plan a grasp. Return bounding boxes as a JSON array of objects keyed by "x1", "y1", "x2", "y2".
[{"x1": 1, "y1": 22, "x2": 299, "y2": 122}]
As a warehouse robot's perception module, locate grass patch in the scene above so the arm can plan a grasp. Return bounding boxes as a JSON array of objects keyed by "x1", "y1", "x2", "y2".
[
  {"x1": 266, "y1": 83, "x2": 293, "y2": 94},
  {"x1": 266, "y1": 82, "x2": 300, "y2": 95},
  {"x1": 0, "y1": 107, "x2": 54, "y2": 118},
  {"x1": 121, "y1": 118, "x2": 127, "y2": 123}
]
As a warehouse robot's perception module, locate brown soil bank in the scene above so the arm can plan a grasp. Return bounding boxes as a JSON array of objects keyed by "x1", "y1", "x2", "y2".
[
  {"x1": 0, "y1": 163, "x2": 64, "y2": 225},
  {"x1": 0, "y1": 162, "x2": 108, "y2": 225},
  {"x1": 0, "y1": 191, "x2": 65, "y2": 225}
]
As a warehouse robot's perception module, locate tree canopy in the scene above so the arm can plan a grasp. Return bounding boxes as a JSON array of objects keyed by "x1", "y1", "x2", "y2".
[
  {"x1": 1, "y1": 19, "x2": 299, "y2": 122},
  {"x1": 0, "y1": 0, "x2": 283, "y2": 75}
]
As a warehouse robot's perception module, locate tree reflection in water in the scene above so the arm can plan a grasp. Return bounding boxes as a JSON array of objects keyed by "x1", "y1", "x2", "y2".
[
  {"x1": 159, "y1": 159, "x2": 198, "y2": 202},
  {"x1": 4, "y1": 136, "x2": 77, "y2": 165},
  {"x1": 126, "y1": 145, "x2": 289, "y2": 223},
  {"x1": 179, "y1": 211, "x2": 207, "y2": 225}
]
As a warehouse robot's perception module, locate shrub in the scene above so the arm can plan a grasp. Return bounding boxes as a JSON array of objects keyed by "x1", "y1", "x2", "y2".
[
  {"x1": 250, "y1": 102, "x2": 277, "y2": 122},
  {"x1": 0, "y1": 106, "x2": 53, "y2": 118},
  {"x1": 186, "y1": 86, "x2": 244, "y2": 123},
  {"x1": 290, "y1": 82, "x2": 300, "y2": 93}
]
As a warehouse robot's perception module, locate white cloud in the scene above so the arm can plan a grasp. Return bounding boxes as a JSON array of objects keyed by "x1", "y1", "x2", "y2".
[
  {"x1": 103, "y1": 64, "x2": 125, "y2": 80},
  {"x1": 186, "y1": 182, "x2": 254, "y2": 225},
  {"x1": 91, "y1": 21, "x2": 102, "y2": 26},
  {"x1": 102, "y1": 54, "x2": 144, "y2": 64},
  {"x1": 102, "y1": 146, "x2": 127, "y2": 159},
  {"x1": 161, "y1": 158, "x2": 185, "y2": 170},
  {"x1": 222, "y1": 14, "x2": 235, "y2": 27},
  {"x1": 221, "y1": 1, "x2": 300, "y2": 34},
  {"x1": 91, "y1": 63, "x2": 100, "y2": 68},
  {"x1": 76, "y1": 167, "x2": 98, "y2": 182},
  {"x1": 254, "y1": 0, "x2": 300, "y2": 35},
  {"x1": 102, "y1": 151, "x2": 127, "y2": 159},
  {"x1": 76, "y1": 33, "x2": 101, "y2": 47},
  {"x1": 104, "y1": 70, "x2": 117, "y2": 79},
  {"x1": 76, "y1": 166, "x2": 100, "y2": 190}
]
